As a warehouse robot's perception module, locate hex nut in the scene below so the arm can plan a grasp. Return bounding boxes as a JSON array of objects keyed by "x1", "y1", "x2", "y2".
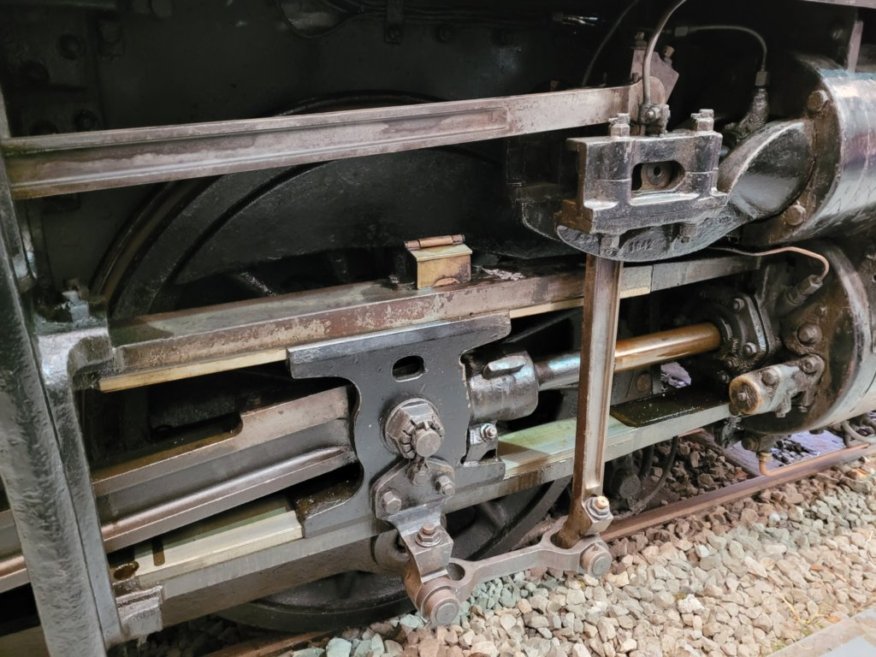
[
  {"x1": 582, "y1": 495, "x2": 613, "y2": 532},
  {"x1": 380, "y1": 489, "x2": 403, "y2": 515},
  {"x1": 480, "y1": 423, "x2": 498, "y2": 440},
  {"x1": 435, "y1": 474, "x2": 455, "y2": 497},
  {"x1": 384, "y1": 398, "x2": 445, "y2": 459},
  {"x1": 416, "y1": 523, "x2": 443, "y2": 547}
]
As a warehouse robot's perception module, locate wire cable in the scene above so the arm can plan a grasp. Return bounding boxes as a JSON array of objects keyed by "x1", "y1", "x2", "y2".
[
  {"x1": 581, "y1": 0, "x2": 641, "y2": 87},
  {"x1": 683, "y1": 24, "x2": 767, "y2": 71},
  {"x1": 630, "y1": 437, "x2": 679, "y2": 514},
  {"x1": 709, "y1": 245, "x2": 830, "y2": 282}
]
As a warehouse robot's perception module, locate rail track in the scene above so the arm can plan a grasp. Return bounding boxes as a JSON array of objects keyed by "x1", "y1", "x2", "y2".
[{"x1": 183, "y1": 440, "x2": 876, "y2": 657}]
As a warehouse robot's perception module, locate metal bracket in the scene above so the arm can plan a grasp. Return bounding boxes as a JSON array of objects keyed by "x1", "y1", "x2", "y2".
[
  {"x1": 404, "y1": 234, "x2": 472, "y2": 289},
  {"x1": 287, "y1": 314, "x2": 509, "y2": 535},
  {"x1": 373, "y1": 458, "x2": 456, "y2": 520},
  {"x1": 396, "y1": 256, "x2": 620, "y2": 626}
]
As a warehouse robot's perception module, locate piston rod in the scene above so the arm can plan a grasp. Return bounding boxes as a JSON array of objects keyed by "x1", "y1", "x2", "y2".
[{"x1": 535, "y1": 322, "x2": 722, "y2": 391}]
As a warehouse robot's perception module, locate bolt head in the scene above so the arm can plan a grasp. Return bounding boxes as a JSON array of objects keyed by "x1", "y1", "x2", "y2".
[
  {"x1": 420, "y1": 522, "x2": 437, "y2": 537},
  {"x1": 411, "y1": 425, "x2": 442, "y2": 458},
  {"x1": 761, "y1": 368, "x2": 780, "y2": 386},
  {"x1": 797, "y1": 323, "x2": 822, "y2": 345},
  {"x1": 481, "y1": 423, "x2": 499, "y2": 440},
  {"x1": 730, "y1": 381, "x2": 758, "y2": 414},
  {"x1": 800, "y1": 355, "x2": 820, "y2": 374},
  {"x1": 380, "y1": 490, "x2": 403, "y2": 515},
  {"x1": 742, "y1": 342, "x2": 758, "y2": 357},
  {"x1": 731, "y1": 297, "x2": 746, "y2": 312},
  {"x1": 806, "y1": 90, "x2": 829, "y2": 115},
  {"x1": 783, "y1": 202, "x2": 807, "y2": 227}
]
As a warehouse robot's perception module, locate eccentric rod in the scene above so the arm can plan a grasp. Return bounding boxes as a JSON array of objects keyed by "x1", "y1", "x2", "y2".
[{"x1": 535, "y1": 322, "x2": 721, "y2": 391}]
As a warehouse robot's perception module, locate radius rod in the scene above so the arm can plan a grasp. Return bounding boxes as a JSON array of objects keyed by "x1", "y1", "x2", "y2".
[{"x1": 1, "y1": 85, "x2": 639, "y2": 200}]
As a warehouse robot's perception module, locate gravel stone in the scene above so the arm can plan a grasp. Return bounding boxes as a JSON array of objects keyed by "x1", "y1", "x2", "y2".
[
  {"x1": 126, "y1": 443, "x2": 876, "y2": 657},
  {"x1": 326, "y1": 638, "x2": 353, "y2": 657}
]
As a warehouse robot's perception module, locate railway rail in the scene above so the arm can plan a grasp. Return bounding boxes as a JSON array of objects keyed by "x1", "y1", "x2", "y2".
[{"x1": 155, "y1": 439, "x2": 876, "y2": 657}]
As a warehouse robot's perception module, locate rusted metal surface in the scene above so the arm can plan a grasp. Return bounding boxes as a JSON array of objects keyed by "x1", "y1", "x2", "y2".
[
  {"x1": 555, "y1": 255, "x2": 622, "y2": 548},
  {"x1": 605, "y1": 443, "x2": 876, "y2": 540},
  {"x1": 2, "y1": 86, "x2": 638, "y2": 199},
  {"x1": 99, "y1": 256, "x2": 757, "y2": 392},
  {"x1": 404, "y1": 235, "x2": 465, "y2": 250}
]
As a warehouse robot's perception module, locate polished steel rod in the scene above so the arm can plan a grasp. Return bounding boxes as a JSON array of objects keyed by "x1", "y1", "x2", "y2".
[
  {"x1": 2, "y1": 86, "x2": 635, "y2": 199},
  {"x1": 535, "y1": 322, "x2": 722, "y2": 390}
]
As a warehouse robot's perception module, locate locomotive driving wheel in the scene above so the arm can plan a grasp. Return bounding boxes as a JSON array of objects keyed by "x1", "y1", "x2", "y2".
[{"x1": 93, "y1": 96, "x2": 571, "y2": 631}]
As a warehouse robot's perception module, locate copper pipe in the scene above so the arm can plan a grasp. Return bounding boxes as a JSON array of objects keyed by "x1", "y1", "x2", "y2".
[{"x1": 536, "y1": 322, "x2": 721, "y2": 390}]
